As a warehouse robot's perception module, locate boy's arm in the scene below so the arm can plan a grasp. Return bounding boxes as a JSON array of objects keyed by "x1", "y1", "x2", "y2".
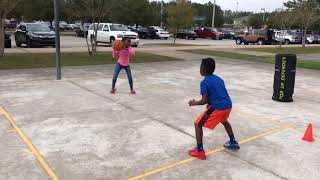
[{"x1": 189, "y1": 94, "x2": 208, "y2": 106}]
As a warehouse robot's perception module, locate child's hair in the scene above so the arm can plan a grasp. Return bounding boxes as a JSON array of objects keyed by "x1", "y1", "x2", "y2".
[
  {"x1": 122, "y1": 37, "x2": 131, "y2": 42},
  {"x1": 201, "y1": 58, "x2": 216, "y2": 74}
]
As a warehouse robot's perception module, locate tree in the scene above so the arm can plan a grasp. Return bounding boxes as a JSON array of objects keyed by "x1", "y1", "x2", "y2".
[
  {"x1": 285, "y1": 0, "x2": 320, "y2": 47},
  {"x1": 269, "y1": 10, "x2": 298, "y2": 48},
  {"x1": 65, "y1": 0, "x2": 115, "y2": 55},
  {"x1": 192, "y1": 2, "x2": 224, "y2": 27},
  {"x1": 112, "y1": 0, "x2": 153, "y2": 28},
  {"x1": 167, "y1": 0, "x2": 194, "y2": 44},
  {"x1": 0, "y1": 0, "x2": 21, "y2": 57}
]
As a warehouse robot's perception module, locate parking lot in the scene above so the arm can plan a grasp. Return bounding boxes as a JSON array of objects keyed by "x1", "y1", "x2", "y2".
[
  {"x1": 6, "y1": 33, "x2": 236, "y2": 48},
  {"x1": 0, "y1": 50, "x2": 319, "y2": 180}
]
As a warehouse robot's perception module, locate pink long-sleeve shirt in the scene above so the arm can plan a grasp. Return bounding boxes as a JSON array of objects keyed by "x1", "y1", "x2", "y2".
[{"x1": 112, "y1": 47, "x2": 135, "y2": 66}]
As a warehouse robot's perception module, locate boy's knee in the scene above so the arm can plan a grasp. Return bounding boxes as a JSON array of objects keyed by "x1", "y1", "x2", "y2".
[{"x1": 221, "y1": 121, "x2": 230, "y2": 126}]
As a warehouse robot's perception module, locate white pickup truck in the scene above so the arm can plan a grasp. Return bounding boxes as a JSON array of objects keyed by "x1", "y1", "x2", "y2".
[
  {"x1": 87, "y1": 23, "x2": 139, "y2": 47},
  {"x1": 274, "y1": 30, "x2": 302, "y2": 44}
]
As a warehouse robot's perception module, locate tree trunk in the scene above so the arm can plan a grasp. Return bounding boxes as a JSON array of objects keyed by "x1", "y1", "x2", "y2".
[
  {"x1": 173, "y1": 28, "x2": 177, "y2": 45},
  {"x1": 85, "y1": 34, "x2": 92, "y2": 55},
  {"x1": 93, "y1": 23, "x2": 98, "y2": 55},
  {"x1": 0, "y1": 19, "x2": 4, "y2": 57},
  {"x1": 302, "y1": 28, "x2": 306, "y2": 48}
]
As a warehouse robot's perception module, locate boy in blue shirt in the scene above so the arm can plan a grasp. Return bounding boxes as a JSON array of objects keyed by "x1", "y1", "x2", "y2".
[{"x1": 188, "y1": 58, "x2": 240, "y2": 160}]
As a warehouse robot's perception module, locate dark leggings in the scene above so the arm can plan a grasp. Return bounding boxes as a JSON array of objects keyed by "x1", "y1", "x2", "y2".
[{"x1": 112, "y1": 63, "x2": 133, "y2": 90}]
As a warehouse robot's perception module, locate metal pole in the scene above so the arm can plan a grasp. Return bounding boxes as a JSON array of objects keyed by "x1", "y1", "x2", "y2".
[
  {"x1": 212, "y1": 0, "x2": 216, "y2": 29},
  {"x1": 54, "y1": 0, "x2": 61, "y2": 80},
  {"x1": 261, "y1": 8, "x2": 266, "y2": 23},
  {"x1": 160, "y1": 0, "x2": 164, "y2": 29}
]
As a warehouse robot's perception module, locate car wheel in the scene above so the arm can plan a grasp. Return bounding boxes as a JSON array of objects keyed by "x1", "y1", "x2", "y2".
[
  {"x1": 110, "y1": 37, "x2": 115, "y2": 46},
  {"x1": 244, "y1": 42, "x2": 249, "y2": 45},
  {"x1": 91, "y1": 35, "x2": 98, "y2": 46},
  {"x1": 305, "y1": 40, "x2": 310, "y2": 44},
  {"x1": 257, "y1": 39, "x2": 264, "y2": 45},
  {"x1": 164, "y1": 37, "x2": 168, "y2": 40},
  {"x1": 284, "y1": 40, "x2": 290, "y2": 45},
  {"x1": 5, "y1": 41, "x2": 11, "y2": 48},
  {"x1": 15, "y1": 38, "x2": 21, "y2": 47},
  {"x1": 132, "y1": 45, "x2": 138, "y2": 48},
  {"x1": 27, "y1": 38, "x2": 32, "y2": 48},
  {"x1": 185, "y1": 35, "x2": 189, "y2": 40},
  {"x1": 192, "y1": 37, "x2": 196, "y2": 40},
  {"x1": 236, "y1": 38, "x2": 242, "y2": 45}
]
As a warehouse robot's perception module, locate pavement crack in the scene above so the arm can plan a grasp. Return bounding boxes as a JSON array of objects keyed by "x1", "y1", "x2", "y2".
[
  {"x1": 67, "y1": 80, "x2": 195, "y2": 139},
  {"x1": 224, "y1": 151, "x2": 289, "y2": 180}
]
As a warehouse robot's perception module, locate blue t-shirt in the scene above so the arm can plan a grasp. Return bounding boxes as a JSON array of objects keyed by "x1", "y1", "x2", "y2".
[{"x1": 200, "y1": 74, "x2": 232, "y2": 110}]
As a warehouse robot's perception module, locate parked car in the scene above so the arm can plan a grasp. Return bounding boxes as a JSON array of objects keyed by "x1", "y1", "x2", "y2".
[
  {"x1": 74, "y1": 23, "x2": 90, "y2": 37},
  {"x1": 235, "y1": 29, "x2": 275, "y2": 45},
  {"x1": 274, "y1": 30, "x2": 302, "y2": 44},
  {"x1": 131, "y1": 27, "x2": 151, "y2": 39},
  {"x1": 5, "y1": 33, "x2": 11, "y2": 48},
  {"x1": 15, "y1": 23, "x2": 55, "y2": 48},
  {"x1": 150, "y1": 26, "x2": 170, "y2": 39},
  {"x1": 194, "y1": 27, "x2": 223, "y2": 40},
  {"x1": 6, "y1": 20, "x2": 17, "y2": 29},
  {"x1": 313, "y1": 35, "x2": 320, "y2": 44},
  {"x1": 219, "y1": 29, "x2": 236, "y2": 39},
  {"x1": 306, "y1": 34, "x2": 316, "y2": 44},
  {"x1": 65, "y1": 23, "x2": 74, "y2": 30},
  {"x1": 176, "y1": 29, "x2": 197, "y2": 40},
  {"x1": 87, "y1": 23, "x2": 139, "y2": 47}
]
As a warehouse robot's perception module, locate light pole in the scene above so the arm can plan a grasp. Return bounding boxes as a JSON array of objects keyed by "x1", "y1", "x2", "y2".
[
  {"x1": 54, "y1": 0, "x2": 61, "y2": 80},
  {"x1": 212, "y1": 0, "x2": 216, "y2": 29},
  {"x1": 261, "y1": 8, "x2": 266, "y2": 23},
  {"x1": 236, "y1": 1, "x2": 239, "y2": 14}
]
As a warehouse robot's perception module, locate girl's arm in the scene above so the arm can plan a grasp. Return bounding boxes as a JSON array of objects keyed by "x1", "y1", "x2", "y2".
[
  {"x1": 128, "y1": 47, "x2": 135, "y2": 57},
  {"x1": 112, "y1": 49, "x2": 120, "y2": 59}
]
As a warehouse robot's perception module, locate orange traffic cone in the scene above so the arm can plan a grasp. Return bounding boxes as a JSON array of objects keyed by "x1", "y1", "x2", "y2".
[{"x1": 302, "y1": 123, "x2": 314, "y2": 142}]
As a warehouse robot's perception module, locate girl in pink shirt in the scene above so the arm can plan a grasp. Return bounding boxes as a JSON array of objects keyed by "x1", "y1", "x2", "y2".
[{"x1": 110, "y1": 37, "x2": 136, "y2": 94}]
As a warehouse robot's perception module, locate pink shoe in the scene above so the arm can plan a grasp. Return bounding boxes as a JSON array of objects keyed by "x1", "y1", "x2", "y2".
[{"x1": 110, "y1": 88, "x2": 116, "y2": 94}]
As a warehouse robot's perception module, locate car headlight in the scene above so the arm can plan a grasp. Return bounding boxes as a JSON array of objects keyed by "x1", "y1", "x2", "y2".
[
  {"x1": 117, "y1": 34, "x2": 124, "y2": 38},
  {"x1": 29, "y1": 33, "x2": 41, "y2": 38}
]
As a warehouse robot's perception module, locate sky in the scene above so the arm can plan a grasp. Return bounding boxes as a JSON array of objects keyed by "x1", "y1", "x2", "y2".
[{"x1": 151, "y1": 0, "x2": 289, "y2": 12}]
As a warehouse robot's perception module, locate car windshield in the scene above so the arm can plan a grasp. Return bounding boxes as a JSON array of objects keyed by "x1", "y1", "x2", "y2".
[
  {"x1": 288, "y1": 31, "x2": 302, "y2": 36},
  {"x1": 110, "y1": 24, "x2": 129, "y2": 31},
  {"x1": 211, "y1": 28, "x2": 219, "y2": 32},
  {"x1": 27, "y1": 24, "x2": 51, "y2": 32}
]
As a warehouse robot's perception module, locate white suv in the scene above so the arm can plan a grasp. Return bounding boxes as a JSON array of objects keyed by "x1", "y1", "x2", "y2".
[
  {"x1": 150, "y1": 26, "x2": 170, "y2": 39},
  {"x1": 87, "y1": 23, "x2": 139, "y2": 47}
]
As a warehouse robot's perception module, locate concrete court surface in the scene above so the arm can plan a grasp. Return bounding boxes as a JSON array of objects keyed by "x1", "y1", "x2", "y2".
[{"x1": 0, "y1": 54, "x2": 320, "y2": 180}]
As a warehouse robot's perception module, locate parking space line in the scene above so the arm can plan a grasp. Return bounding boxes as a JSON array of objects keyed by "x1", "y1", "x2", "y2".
[
  {"x1": 128, "y1": 126, "x2": 289, "y2": 180},
  {"x1": 0, "y1": 106, "x2": 59, "y2": 180}
]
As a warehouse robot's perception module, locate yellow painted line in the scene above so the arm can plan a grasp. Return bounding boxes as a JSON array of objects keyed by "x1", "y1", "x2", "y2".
[
  {"x1": 0, "y1": 106, "x2": 59, "y2": 180},
  {"x1": 0, "y1": 106, "x2": 5, "y2": 115},
  {"x1": 128, "y1": 126, "x2": 289, "y2": 180}
]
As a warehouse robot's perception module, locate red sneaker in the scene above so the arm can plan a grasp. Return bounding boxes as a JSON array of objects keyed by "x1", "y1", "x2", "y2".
[{"x1": 188, "y1": 148, "x2": 206, "y2": 160}]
